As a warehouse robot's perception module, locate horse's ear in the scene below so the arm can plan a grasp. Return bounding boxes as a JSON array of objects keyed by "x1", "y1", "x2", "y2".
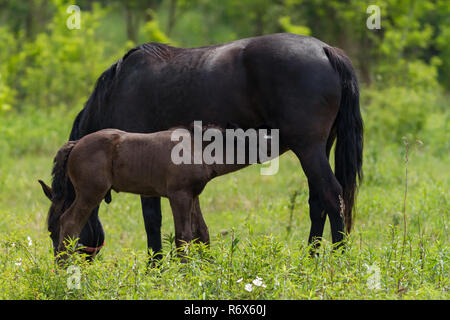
[{"x1": 38, "y1": 180, "x2": 53, "y2": 201}]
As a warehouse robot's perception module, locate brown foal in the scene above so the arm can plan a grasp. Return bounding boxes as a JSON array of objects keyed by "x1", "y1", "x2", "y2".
[{"x1": 39, "y1": 127, "x2": 271, "y2": 263}]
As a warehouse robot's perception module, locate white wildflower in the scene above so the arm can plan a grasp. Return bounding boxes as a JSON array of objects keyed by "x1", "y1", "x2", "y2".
[
  {"x1": 15, "y1": 258, "x2": 22, "y2": 266},
  {"x1": 244, "y1": 283, "x2": 253, "y2": 292},
  {"x1": 252, "y1": 277, "x2": 263, "y2": 287},
  {"x1": 27, "y1": 236, "x2": 32, "y2": 247},
  {"x1": 366, "y1": 263, "x2": 381, "y2": 290},
  {"x1": 236, "y1": 278, "x2": 243, "y2": 283}
]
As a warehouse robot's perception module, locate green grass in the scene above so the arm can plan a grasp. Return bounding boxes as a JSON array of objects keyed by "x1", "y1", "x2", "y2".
[{"x1": 0, "y1": 107, "x2": 448, "y2": 299}]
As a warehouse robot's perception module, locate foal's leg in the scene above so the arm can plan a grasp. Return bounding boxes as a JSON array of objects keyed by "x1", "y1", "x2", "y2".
[
  {"x1": 78, "y1": 207, "x2": 105, "y2": 260},
  {"x1": 57, "y1": 195, "x2": 103, "y2": 264},
  {"x1": 168, "y1": 192, "x2": 194, "y2": 254},
  {"x1": 292, "y1": 144, "x2": 345, "y2": 248},
  {"x1": 192, "y1": 197, "x2": 210, "y2": 245}
]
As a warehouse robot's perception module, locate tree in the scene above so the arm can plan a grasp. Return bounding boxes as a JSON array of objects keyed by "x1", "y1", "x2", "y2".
[{"x1": 0, "y1": 0, "x2": 52, "y2": 39}]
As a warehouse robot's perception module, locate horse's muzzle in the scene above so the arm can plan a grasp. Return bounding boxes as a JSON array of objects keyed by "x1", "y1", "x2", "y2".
[{"x1": 77, "y1": 241, "x2": 105, "y2": 258}]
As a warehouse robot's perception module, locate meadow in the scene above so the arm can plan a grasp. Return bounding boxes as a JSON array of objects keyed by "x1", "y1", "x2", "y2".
[{"x1": 0, "y1": 103, "x2": 447, "y2": 300}]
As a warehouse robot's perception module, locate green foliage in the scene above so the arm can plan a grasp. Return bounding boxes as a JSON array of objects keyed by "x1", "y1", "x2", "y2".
[
  {"x1": 362, "y1": 85, "x2": 444, "y2": 143},
  {"x1": 0, "y1": 73, "x2": 15, "y2": 113},
  {"x1": 435, "y1": 24, "x2": 450, "y2": 87},
  {"x1": 141, "y1": 9, "x2": 173, "y2": 44},
  {"x1": 0, "y1": 106, "x2": 77, "y2": 161},
  {"x1": 0, "y1": 27, "x2": 19, "y2": 113},
  {"x1": 15, "y1": 2, "x2": 112, "y2": 109},
  {"x1": 278, "y1": 16, "x2": 310, "y2": 36}
]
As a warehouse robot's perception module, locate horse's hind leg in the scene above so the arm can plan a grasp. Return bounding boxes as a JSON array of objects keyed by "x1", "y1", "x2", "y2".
[
  {"x1": 292, "y1": 143, "x2": 345, "y2": 248},
  {"x1": 307, "y1": 131, "x2": 337, "y2": 250},
  {"x1": 191, "y1": 197, "x2": 209, "y2": 245},
  {"x1": 307, "y1": 179, "x2": 327, "y2": 249}
]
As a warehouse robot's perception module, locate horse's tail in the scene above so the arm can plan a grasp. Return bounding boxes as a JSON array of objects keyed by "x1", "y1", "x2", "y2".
[{"x1": 323, "y1": 46, "x2": 364, "y2": 234}]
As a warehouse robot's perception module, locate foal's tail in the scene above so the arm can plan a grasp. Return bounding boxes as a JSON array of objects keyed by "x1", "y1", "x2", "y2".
[
  {"x1": 50, "y1": 141, "x2": 78, "y2": 209},
  {"x1": 323, "y1": 46, "x2": 364, "y2": 233}
]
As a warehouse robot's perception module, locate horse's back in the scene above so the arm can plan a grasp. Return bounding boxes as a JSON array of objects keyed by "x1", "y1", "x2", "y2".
[
  {"x1": 242, "y1": 33, "x2": 340, "y2": 100},
  {"x1": 82, "y1": 33, "x2": 341, "y2": 140},
  {"x1": 241, "y1": 33, "x2": 341, "y2": 141}
]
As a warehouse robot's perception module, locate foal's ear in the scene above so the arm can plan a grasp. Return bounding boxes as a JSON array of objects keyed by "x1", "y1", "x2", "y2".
[{"x1": 38, "y1": 180, "x2": 53, "y2": 201}]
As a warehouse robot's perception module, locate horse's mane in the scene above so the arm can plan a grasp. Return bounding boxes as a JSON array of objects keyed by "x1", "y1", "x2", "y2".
[
  {"x1": 129, "y1": 43, "x2": 177, "y2": 62},
  {"x1": 77, "y1": 43, "x2": 179, "y2": 138}
]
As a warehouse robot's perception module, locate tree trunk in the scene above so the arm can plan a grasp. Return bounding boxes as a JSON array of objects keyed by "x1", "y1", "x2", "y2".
[
  {"x1": 25, "y1": 0, "x2": 35, "y2": 39},
  {"x1": 167, "y1": 0, "x2": 177, "y2": 36},
  {"x1": 254, "y1": 11, "x2": 264, "y2": 35},
  {"x1": 125, "y1": 3, "x2": 139, "y2": 43}
]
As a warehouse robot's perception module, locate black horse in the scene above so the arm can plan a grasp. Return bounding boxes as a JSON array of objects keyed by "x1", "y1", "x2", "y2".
[{"x1": 66, "y1": 33, "x2": 363, "y2": 260}]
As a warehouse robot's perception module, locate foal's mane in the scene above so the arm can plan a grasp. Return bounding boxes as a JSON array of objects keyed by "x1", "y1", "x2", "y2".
[{"x1": 47, "y1": 141, "x2": 77, "y2": 231}]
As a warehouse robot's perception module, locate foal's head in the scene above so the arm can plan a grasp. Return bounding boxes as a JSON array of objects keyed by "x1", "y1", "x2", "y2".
[
  {"x1": 39, "y1": 141, "x2": 105, "y2": 261},
  {"x1": 39, "y1": 140, "x2": 107, "y2": 262}
]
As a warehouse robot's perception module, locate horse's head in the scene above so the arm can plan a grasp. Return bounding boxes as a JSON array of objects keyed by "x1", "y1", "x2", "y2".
[{"x1": 38, "y1": 179, "x2": 105, "y2": 259}]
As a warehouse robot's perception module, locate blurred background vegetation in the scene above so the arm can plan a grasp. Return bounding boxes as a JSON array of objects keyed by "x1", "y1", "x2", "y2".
[{"x1": 0, "y1": 0, "x2": 448, "y2": 156}]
